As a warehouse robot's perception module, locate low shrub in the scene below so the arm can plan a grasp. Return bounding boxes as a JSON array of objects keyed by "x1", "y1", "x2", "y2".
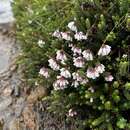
[{"x1": 14, "y1": 0, "x2": 130, "y2": 129}]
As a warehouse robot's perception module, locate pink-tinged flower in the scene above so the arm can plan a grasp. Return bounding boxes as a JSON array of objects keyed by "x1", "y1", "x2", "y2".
[
  {"x1": 68, "y1": 21, "x2": 77, "y2": 32},
  {"x1": 39, "y1": 67, "x2": 49, "y2": 78},
  {"x1": 72, "y1": 72, "x2": 83, "y2": 81},
  {"x1": 67, "y1": 109, "x2": 77, "y2": 117},
  {"x1": 61, "y1": 32, "x2": 72, "y2": 41},
  {"x1": 60, "y1": 68, "x2": 71, "y2": 78},
  {"x1": 71, "y1": 46, "x2": 82, "y2": 55},
  {"x1": 74, "y1": 32, "x2": 87, "y2": 41},
  {"x1": 52, "y1": 30, "x2": 62, "y2": 39},
  {"x1": 48, "y1": 58, "x2": 60, "y2": 71},
  {"x1": 95, "y1": 64, "x2": 105, "y2": 74},
  {"x1": 98, "y1": 44, "x2": 111, "y2": 56},
  {"x1": 71, "y1": 80, "x2": 79, "y2": 88},
  {"x1": 81, "y1": 79, "x2": 88, "y2": 85},
  {"x1": 53, "y1": 76, "x2": 69, "y2": 90},
  {"x1": 86, "y1": 67, "x2": 99, "y2": 79},
  {"x1": 105, "y1": 74, "x2": 114, "y2": 82},
  {"x1": 72, "y1": 72, "x2": 88, "y2": 85},
  {"x1": 56, "y1": 50, "x2": 67, "y2": 61},
  {"x1": 82, "y1": 49, "x2": 93, "y2": 61},
  {"x1": 73, "y1": 57, "x2": 85, "y2": 68}
]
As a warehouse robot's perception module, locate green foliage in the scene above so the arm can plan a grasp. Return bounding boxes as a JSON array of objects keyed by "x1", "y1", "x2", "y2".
[
  {"x1": 13, "y1": 0, "x2": 74, "y2": 85},
  {"x1": 13, "y1": 0, "x2": 130, "y2": 130},
  {"x1": 116, "y1": 117, "x2": 127, "y2": 129}
]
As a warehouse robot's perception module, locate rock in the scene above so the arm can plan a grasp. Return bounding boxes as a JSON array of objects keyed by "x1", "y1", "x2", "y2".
[
  {"x1": 3, "y1": 87, "x2": 13, "y2": 96},
  {"x1": 0, "y1": 97, "x2": 12, "y2": 112},
  {"x1": 22, "y1": 107, "x2": 37, "y2": 130},
  {"x1": 0, "y1": 3, "x2": 28, "y2": 130},
  {"x1": 14, "y1": 98, "x2": 25, "y2": 117},
  {"x1": 27, "y1": 87, "x2": 47, "y2": 104},
  {"x1": 0, "y1": 33, "x2": 15, "y2": 74},
  {"x1": 14, "y1": 86, "x2": 20, "y2": 97},
  {"x1": 0, "y1": 0, "x2": 12, "y2": 13},
  {"x1": 10, "y1": 64, "x2": 17, "y2": 72},
  {"x1": 0, "y1": 108, "x2": 13, "y2": 121},
  {"x1": 0, "y1": 51, "x2": 9, "y2": 73},
  {"x1": 11, "y1": 74, "x2": 22, "y2": 97},
  {"x1": 0, "y1": 0, "x2": 15, "y2": 24},
  {"x1": 9, "y1": 119, "x2": 22, "y2": 130}
]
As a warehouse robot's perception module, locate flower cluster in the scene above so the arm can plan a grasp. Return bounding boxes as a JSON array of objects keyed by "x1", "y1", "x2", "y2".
[
  {"x1": 52, "y1": 21, "x2": 87, "y2": 41},
  {"x1": 39, "y1": 21, "x2": 113, "y2": 91},
  {"x1": 72, "y1": 72, "x2": 88, "y2": 88},
  {"x1": 86, "y1": 63, "x2": 105, "y2": 79},
  {"x1": 52, "y1": 30, "x2": 72, "y2": 41},
  {"x1": 74, "y1": 32, "x2": 87, "y2": 41}
]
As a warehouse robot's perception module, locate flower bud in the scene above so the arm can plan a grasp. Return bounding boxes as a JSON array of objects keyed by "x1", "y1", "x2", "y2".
[
  {"x1": 104, "y1": 101, "x2": 112, "y2": 110},
  {"x1": 85, "y1": 18, "x2": 91, "y2": 29},
  {"x1": 113, "y1": 81, "x2": 119, "y2": 88},
  {"x1": 124, "y1": 82, "x2": 130, "y2": 90},
  {"x1": 113, "y1": 95, "x2": 120, "y2": 103},
  {"x1": 126, "y1": 15, "x2": 130, "y2": 31}
]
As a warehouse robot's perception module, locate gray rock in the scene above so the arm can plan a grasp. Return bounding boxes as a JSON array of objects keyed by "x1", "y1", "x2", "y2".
[
  {"x1": 0, "y1": 0, "x2": 14, "y2": 24},
  {"x1": 8, "y1": 119, "x2": 21, "y2": 130},
  {"x1": 14, "y1": 98, "x2": 25, "y2": 117},
  {"x1": 3, "y1": 87, "x2": 13, "y2": 96},
  {"x1": 0, "y1": 108, "x2": 13, "y2": 121},
  {"x1": 0, "y1": 97, "x2": 12, "y2": 112}
]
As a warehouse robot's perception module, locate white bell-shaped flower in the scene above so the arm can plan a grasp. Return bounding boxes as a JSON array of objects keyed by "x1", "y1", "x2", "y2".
[
  {"x1": 60, "y1": 68, "x2": 71, "y2": 78},
  {"x1": 71, "y1": 46, "x2": 82, "y2": 55},
  {"x1": 56, "y1": 50, "x2": 67, "y2": 61},
  {"x1": 86, "y1": 67, "x2": 99, "y2": 79},
  {"x1": 95, "y1": 63, "x2": 105, "y2": 74},
  {"x1": 53, "y1": 76, "x2": 69, "y2": 90},
  {"x1": 48, "y1": 58, "x2": 60, "y2": 71},
  {"x1": 71, "y1": 80, "x2": 79, "y2": 88},
  {"x1": 52, "y1": 30, "x2": 62, "y2": 39},
  {"x1": 61, "y1": 32, "x2": 72, "y2": 41},
  {"x1": 98, "y1": 44, "x2": 111, "y2": 56},
  {"x1": 68, "y1": 21, "x2": 77, "y2": 32},
  {"x1": 39, "y1": 67, "x2": 49, "y2": 78},
  {"x1": 73, "y1": 56, "x2": 85, "y2": 68},
  {"x1": 105, "y1": 74, "x2": 114, "y2": 82},
  {"x1": 82, "y1": 49, "x2": 93, "y2": 61}
]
